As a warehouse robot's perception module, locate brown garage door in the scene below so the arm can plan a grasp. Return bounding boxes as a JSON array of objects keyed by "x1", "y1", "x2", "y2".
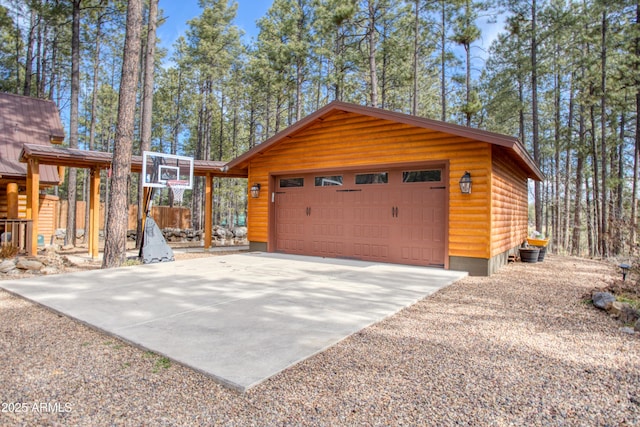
[{"x1": 274, "y1": 166, "x2": 446, "y2": 267}]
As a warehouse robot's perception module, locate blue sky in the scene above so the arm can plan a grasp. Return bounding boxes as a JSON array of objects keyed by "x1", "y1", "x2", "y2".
[
  {"x1": 157, "y1": 1, "x2": 271, "y2": 51},
  {"x1": 157, "y1": 1, "x2": 504, "y2": 63}
]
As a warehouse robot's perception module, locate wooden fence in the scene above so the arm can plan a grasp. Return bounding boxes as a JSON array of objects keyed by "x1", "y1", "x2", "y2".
[{"x1": 59, "y1": 201, "x2": 191, "y2": 230}]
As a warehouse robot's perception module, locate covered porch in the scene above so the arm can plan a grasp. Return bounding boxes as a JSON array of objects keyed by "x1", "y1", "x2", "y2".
[{"x1": 18, "y1": 144, "x2": 247, "y2": 258}]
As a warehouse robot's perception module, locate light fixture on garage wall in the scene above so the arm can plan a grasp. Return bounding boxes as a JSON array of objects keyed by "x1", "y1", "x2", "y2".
[
  {"x1": 459, "y1": 172, "x2": 472, "y2": 194},
  {"x1": 250, "y1": 183, "x2": 261, "y2": 198}
]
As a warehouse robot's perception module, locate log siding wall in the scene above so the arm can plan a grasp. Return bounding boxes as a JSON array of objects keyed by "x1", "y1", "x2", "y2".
[
  {"x1": 247, "y1": 111, "x2": 497, "y2": 259},
  {"x1": 0, "y1": 189, "x2": 58, "y2": 244},
  {"x1": 490, "y1": 146, "x2": 529, "y2": 256}
]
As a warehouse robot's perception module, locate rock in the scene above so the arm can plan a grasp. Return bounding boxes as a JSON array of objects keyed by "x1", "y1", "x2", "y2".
[
  {"x1": 41, "y1": 266, "x2": 59, "y2": 275},
  {"x1": 212, "y1": 227, "x2": 225, "y2": 238},
  {"x1": 620, "y1": 327, "x2": 636, "y2": 335},
  {"x1": 233, "y1": 227, "x2": 247, "y2": 238},
  {"x1": 635, "y1": 318, "x2": 640, "y2": 332},
  {"x1": 0, "y1": 259, "x2": 16, "y2": 273},
  {"x1": 620, "y1": 305, "x2": 640, "y2": 324},
  {"x1": 41, "y1": 245, "x2": 59, "y2": 256},
  {"x1": 592, "y1": 292, "x2": 616, "y2": 310},
  {"x1": 607, "y1": 301, "x2": 626, "y2": 318},
  {"x1": 16, "y1": 258, "x2": 44, "y2": 271}
]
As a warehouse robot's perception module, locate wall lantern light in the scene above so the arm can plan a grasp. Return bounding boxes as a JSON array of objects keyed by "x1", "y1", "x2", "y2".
[
  {"x1": 459, "y1": 171, "x2": 472, "y2": 194},
  {"x1": 250, "y1": 183, "x2": 261, "y2": 198}
]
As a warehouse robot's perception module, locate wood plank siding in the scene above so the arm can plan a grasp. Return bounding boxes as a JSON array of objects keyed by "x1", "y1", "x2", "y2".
[
  {"x1": 247, "y1": 110, "x2": 494, "y2": 259},
  {"x1": 0, "y1": 188, "x2": 58, "y2": 244},
  {"x1": 490, "y1": 145, "x2": 529, "y2": 256}
]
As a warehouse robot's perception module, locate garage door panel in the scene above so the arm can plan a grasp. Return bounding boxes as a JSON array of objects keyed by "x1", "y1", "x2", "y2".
[{"x1": 274, "y1": 168, "x2": 446, "y2": 267}]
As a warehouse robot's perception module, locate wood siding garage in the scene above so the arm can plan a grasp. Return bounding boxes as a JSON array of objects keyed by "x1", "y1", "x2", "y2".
[
  {"x1": 225, "y1": 101, "x2": 543, "y2": 276},
  {"x1": 274, "y1": 166, "x2": 447, "y2": 266}
]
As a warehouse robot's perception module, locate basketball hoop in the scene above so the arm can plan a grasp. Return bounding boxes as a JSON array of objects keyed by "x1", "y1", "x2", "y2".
[{"x1": 167, "y1": 180, "x2": 188, "y2": 205}]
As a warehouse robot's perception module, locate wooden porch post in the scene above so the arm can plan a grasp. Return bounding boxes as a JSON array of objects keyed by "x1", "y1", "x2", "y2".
[
  {"x1": 26, "y1": 158, "x2": 39, "y2": 256},
  {"x1": 205, "y1": 173, "x2": 212, "y2": 249},
  {"x1": 89, "y1": 167, "x2": 101, "y2": 259},
  {"x1": 6, "y1": 183, "x2": 19, "y2": 219}
]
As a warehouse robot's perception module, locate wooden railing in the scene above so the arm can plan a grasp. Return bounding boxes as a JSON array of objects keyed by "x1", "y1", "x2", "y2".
[{"x1": 0, "y1": 219, "x2": 33, "y2": 253}]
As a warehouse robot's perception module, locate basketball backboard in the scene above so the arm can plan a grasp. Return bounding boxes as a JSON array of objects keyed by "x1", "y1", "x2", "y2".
[{"x1": 142, "y1": 151, "x2": 194, "y2": 189}]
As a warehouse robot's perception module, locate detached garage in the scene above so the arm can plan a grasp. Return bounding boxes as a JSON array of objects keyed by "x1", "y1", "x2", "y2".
[{"x1": 225, "y1": 101, "x2": 543, "y2": 276}]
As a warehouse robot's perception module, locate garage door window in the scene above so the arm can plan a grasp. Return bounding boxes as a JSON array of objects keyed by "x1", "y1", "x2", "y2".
[
  {"x1": 315, "y1": 175, "x2": 343, "y2": 186},
  {"x1": 402, "y1": 170, "x2": 442, "y2": 183},
  {"x1": 279, "y1": 177, "x2": 304, "y2": 188},
  {"x1": 355, "y1": 172, "x2": 388, "y2": 184}
]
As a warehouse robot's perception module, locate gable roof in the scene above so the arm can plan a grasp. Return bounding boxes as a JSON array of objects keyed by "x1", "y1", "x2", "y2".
[
  {"x1": 0, "y1": 92, "x2": 65, "y2": 184},
  {"x1": 225, "y1": 101, "x2": 544, "y2": 181}
]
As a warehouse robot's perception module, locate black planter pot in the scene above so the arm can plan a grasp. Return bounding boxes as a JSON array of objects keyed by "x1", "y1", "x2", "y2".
[
  {"x1": 536, "y1": 246, "x2": 547, "y2": 262},
  {"x1": 519, "y1": 247, "x2": 540, "y2": 263}
]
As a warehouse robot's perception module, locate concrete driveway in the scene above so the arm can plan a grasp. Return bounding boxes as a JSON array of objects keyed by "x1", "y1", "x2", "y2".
[{"x1": 1, "y1": 252, "x2": 467, "y2": 391}]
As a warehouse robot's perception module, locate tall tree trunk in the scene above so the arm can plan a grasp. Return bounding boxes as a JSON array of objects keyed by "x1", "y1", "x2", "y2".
[
  {"x1": 172, "y1": 67, "x2": 183, "y2": 156},
  {"x1": 590, "y1": 103, "x2": 601, "y2": 255},
  {"x1": 586, "y1": 176, "x2": 594, "y2": 256},
  {"x1": 572, "y1": 158, "x2": 584, "y2": 255},
  {"x1": 531, "y1": 0, "x2": 542, "y2": 233},
  {"x1": 412, "y1": 0, "x2": 419, "y2": 115},
  {"x1": 136, "y1": 0, "x2": 158, "y2": 249},
  {"x1": 48, "y1": 32, "x2": 57, "y2": 100},
  {"x1": 83, "y1": 4, "x2": 105, "y2": 245},
  {"x1": 35, "y1": 17, "x2": 42, "y2": 97},
  {"x1": 249, "y1": 103, "x2": 256, "y2": 148},
  {"x1": 102, "y1": 0, "x2": 143, "y2": 269},
  {"x1": 518, "y1": 61, "x2": 525, "y2": 144},
  {"x1": 615, "y1": 113, "x2": 624, "y2": 255},
  {"x1": 440, "y1": 0, "x2": 446, "y2": 121},
  {"x1": 464, "y1": 41, "x2": 471, "y2": 127},
  {"x1": 631, "y1": 1, "x2": 640, "y2": 255},
  {"x1": 572, "y1": 104, "x2": 586, "y2": 256},
  {"x1": 553, "y1": 43, "x2": 561, "y2": 250},
  {"x1": 23, "y1": 10, "x2": 36, "y2": 96},
  {"x1": 66, "y1": 0, "x2": 81, "y2": 247},
  {"x1": 218, "y1": 92, "x2": 224, "y2": 161},
  {"x1": 295, "y1": 0, "x2": 305, "y2": 121},
  {"x1": 563, "y1": 72, "x2": 575, "y2": 253},
  {"x1": 600, "y1": 8, "x2": 608, "y2": 257},
  {"x1": 367, "y1": 0, "x2": 378, "y2": 108}
]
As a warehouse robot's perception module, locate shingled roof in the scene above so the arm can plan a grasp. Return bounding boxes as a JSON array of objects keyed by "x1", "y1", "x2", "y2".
[{"x1": 0, "y1": 92, "x2": 64, "y2": 184}]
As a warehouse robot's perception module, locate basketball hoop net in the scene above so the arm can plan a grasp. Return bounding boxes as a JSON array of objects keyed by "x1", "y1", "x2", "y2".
[{"x1": 167, "y1": 180, "x2": 188, "y2": 206}]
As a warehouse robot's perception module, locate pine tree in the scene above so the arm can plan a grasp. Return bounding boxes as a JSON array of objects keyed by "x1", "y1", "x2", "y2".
[{"x1": 102, "y1": 0, "x2": 142, "y2": 268}]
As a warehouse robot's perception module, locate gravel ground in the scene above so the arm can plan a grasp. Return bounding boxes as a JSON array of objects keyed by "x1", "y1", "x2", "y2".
[{"x1": 0, "y1": 254, "x2": 638, "y2": 426}]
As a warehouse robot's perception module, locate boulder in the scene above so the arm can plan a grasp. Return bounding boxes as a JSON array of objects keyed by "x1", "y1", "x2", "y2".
[
  {"x1": 232, "y1": 227, "x2": 247, "y2": 238},
  {"x1": 16, "y1": 258, "x2": 44, "y2": 271},
  {"x1": 0, "y1": 259, "x2": 16, "y2": 273},
  {"x1": 620, "y1": 327, "x2": 636, "y2": 335},
  {"x1": 592, "y1": 292, "x2": 616, "y2": 310},
  {"x1": 635, "y1": 318, "x2": 640, "y2": 332}
]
